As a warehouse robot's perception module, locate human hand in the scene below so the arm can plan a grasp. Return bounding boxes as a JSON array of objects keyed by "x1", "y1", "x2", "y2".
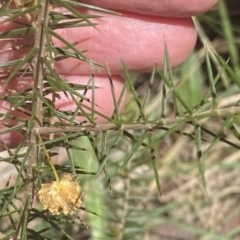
[{"x1": 0, "y1": 0, "x2": 217, "y2": 149}]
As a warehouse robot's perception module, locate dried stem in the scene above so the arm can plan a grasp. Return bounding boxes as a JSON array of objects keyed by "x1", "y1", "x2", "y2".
[{"x1": 27, "y1": 0, "x2": 50, "y2": 200}]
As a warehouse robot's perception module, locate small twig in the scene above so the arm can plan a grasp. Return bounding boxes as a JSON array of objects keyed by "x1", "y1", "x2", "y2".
[{"x1": 34, "y1": 106, "x2": 240, "y2": 134}]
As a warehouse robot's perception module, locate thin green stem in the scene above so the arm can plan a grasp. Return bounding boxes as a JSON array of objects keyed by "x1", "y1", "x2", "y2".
[{"x1": 37, "y1": 134, "x2": 60, "y2": 182}]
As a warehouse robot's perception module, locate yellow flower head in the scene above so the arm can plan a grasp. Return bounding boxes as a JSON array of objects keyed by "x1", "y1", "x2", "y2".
[{"x1": 38, "y1": 174, "x2": 82, "y2": 215}]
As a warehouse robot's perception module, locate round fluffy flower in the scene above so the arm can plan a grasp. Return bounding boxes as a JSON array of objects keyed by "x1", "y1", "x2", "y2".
[{"x1": 38, "y1": 174, "x2": 82, "y2": 215}]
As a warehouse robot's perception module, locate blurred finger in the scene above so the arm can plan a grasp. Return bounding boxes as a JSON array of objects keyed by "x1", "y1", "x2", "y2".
[{"x1": 80, "y1": 0, "x2": 218, "y2": 17}]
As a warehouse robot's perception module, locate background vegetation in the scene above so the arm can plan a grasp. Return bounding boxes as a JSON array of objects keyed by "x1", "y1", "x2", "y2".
[{"x1": 0, "y1": 0, "x2": 240, "y2": 239}]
